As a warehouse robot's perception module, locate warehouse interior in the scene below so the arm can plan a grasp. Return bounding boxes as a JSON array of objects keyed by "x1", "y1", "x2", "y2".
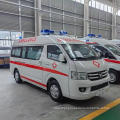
[
  {"x1": 0, "y1": 0, "x2": 120, "y2": 47},
  {"x1": 0, "y1": 0, "x2": 120, "y2": 120}
]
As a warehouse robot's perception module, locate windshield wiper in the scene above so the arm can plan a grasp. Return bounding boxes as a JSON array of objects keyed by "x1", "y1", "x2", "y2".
[
  {"x1": 76, "y1": 56, "x2": 97, "y2": 60},
  {"x1": 75, "y1": 57, "x2": 85, "y2": 60}
]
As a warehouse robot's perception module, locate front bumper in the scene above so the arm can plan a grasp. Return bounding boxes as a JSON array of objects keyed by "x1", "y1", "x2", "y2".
[{"x1": 69, "y1": 76, "x2": 110, "y2": 100}]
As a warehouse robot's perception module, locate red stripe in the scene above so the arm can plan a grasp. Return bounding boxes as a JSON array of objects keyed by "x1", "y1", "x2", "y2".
[
  {"x1": 86, "y1": 42, "x2": 97, "y2": 44},
  {"x1": 10, "y1": 61, "x2": 68, "y2": 77},
  {"x1": 104, "y1": 59, "x2": 120, "y2": 64},
  {"x1": 21, "y1": 75, "x2": 47, "y2": 88}
]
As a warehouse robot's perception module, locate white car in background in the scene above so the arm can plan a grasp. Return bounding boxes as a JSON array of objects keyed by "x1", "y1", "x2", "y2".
[
  {"x1": 111, "y1": 39, "x2": 120, "y2": 48},
  {"x1": 79, "y1": 35, "x2": 120, "y2": 84}
]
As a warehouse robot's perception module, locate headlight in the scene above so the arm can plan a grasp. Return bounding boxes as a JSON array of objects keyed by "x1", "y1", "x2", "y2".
[{"x1": 71, "y1": 71, "x2": 87, "y2": 80}]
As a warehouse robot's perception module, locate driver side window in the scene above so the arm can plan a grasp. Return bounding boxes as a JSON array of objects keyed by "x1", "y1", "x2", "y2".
[
  {"x1": 95, "y1": 46, "x2": 115, "y2": 59},
  {"x1": 47, "y1": 45, "x2": 62, "y2": 61}
]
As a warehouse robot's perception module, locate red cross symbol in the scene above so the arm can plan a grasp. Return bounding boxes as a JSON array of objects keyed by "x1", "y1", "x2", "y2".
[
  {"x1": 93, "y1": 60, "x2": 100, "y2": 68},
  {"x1": 52, "y1": 62, "x2": 57, "y2": 69}
]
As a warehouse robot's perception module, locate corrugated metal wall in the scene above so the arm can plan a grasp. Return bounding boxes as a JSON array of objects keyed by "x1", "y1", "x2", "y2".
[
  {"x1": 0, "y1": 0, "x2": 120, "y2": 39},
  {"x1": 89, "y1": 7, "x2": 112, "y2": 39},
  {"x1": 41, "y1": 0, "x2": 114, "y2": 39},
  {"x1": 0, "y1": 0, "x2": 35, "y2": 38},
  {"x1": 116, "y1": 16, "x2": 120, "y2": 39},
  {"x1": 41, "y1": 0, "x2": 84, "y2": 37}
]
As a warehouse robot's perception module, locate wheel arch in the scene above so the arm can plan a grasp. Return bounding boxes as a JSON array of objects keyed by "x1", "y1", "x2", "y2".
[
  {"x1": 47, "y1": 77, "x2": 60, "y2": 91},
  {"x1": 109, "y1": 68, "x2": 119, "y2": 73},
  {"x1": 109, "y1": 68, "x2": 120, "y2": 84},
  {"x1": 14, "y1": 68, "x2": 19, "y2": 77}
]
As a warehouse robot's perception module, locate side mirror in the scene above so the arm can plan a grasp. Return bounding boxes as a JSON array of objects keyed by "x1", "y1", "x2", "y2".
[
  {"x1": 59, "y1": 54, "x2": 67, "y2": 63},
  {"x1": 104, "y1": 52, "x2": 116, "y2": 59},
  {"x1": 104, "y1": 52, "x2": 112, "y2": 58}
]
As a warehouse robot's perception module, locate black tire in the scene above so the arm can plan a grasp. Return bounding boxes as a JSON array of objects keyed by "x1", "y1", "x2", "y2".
[
  {"x1": 48, "y1": 80, "x2": 63, "y2": 102},
  {"x1": 14, "y1": 69, "x2": 22, "y2": 83},
  {"x1": 109, "y1": 70, "x2": 119, "y2": 84}
]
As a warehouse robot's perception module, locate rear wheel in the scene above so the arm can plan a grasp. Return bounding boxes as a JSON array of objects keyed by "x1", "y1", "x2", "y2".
[
  {"x1": 48, "y1": 80, "x2": 63, "y2": 102},
  {"x1": 109, "y1": 70, "x2": 119, "y2": 84},
  {"x1": 14, "y1": 70, "x2": 22, "y2": 83}
]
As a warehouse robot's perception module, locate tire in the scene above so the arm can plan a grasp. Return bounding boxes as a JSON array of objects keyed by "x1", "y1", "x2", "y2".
[
  {"x1": 14, "y1": 70, "x2": 22, "y2": 83},
  {"x1": 109, "y1": 70, "x2": 119, "y2": 84},
  {"x1": 48, "y1": 80, "x2": 63, "y2": 102}
]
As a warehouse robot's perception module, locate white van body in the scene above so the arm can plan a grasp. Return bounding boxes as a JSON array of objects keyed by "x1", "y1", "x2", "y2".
[
  {"x1": 80, "y1": 37, "x2": 120, "y2": 83},
  {"x1": 111, "y1": 39, "x2": 120, "y2": 48},
  {"x1": 10, "y1": 35, "x2": 109, "y2": 101}
]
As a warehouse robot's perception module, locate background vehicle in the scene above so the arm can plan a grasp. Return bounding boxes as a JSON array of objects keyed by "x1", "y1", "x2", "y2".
[
  {"x1": 80, "y1": 35, "x2": 120, "y2": 84},
  {"x1": 111, "y1": 39, "x2": 120, "y2": 48},
  {"x1": 10, "y1": 30, "x2": 109, "y2": 102},
  {"x1": 0, "y1": 47, "x2": 11, "y2": 68}
]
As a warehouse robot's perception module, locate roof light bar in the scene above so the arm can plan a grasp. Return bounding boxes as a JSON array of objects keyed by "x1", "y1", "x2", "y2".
[
  {"x1": 59, "y1": 30, "x2": 68, "y2": 35},
  {"x1": 41, "y1": 29, "x2": 54, "y2": 35},
  {"x1": 88, "y1": 34, "x2": 96, "y2": 38},
  {"x1": 96, "y1": 35, "x2": 102, "y2": 38},
  {"x1": 41, "y1": 29, "x2": 68, "y2": 35}
]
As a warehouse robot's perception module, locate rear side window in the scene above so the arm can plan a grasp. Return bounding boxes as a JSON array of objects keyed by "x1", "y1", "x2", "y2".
[
  {"x1": 11, "y1": 47, "x2": 22, "y2": 58},
  {"x1": 22, "y1": 47, "x2": 27, "y2": 59},
  {"x1": 47, "y1": 45, "x2": 62, "y2": 61},
  {"x1": 26, "y1": 46, "x2": 43, "y2": 60},
  {"x1": 95, "y1": 45, "x2": 108, "y2": 53}
]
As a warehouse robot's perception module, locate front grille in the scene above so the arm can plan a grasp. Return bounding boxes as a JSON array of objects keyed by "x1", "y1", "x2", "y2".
[
  {"x1": 91, "y1": 82, "x2": 109, "y2": 91},
  {"x1": 88, "y1": 70, "x2": 108, "y2": 81}
]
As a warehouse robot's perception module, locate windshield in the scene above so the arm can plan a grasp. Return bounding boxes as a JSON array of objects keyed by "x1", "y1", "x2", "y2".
[
  {"x1": 116, "y1": 44, "x2": 120, "y2": 48},
  {"x1": 62, "y1": 44, "x2": 98, "y2": 61},
  {"x1": 0, "y1": 50, "x2": 10, "y2": 55},
  {"x1": 88, "y1": 44, "x2": 102, "y2": 53},
  {"x1": 105, "y1": 44, "x2": 120, "y2": 56}
]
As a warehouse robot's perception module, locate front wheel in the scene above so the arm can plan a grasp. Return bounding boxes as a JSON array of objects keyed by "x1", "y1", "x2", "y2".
[
  {"x1": 14, "y1": 70, "x2": 22, "y2": 83},
  {"x1": 109, "y1": 70, "x2": 119, "y2": 84},
  {"x1": 48, "y1": 80, "x2": 63, "y2": 102}
]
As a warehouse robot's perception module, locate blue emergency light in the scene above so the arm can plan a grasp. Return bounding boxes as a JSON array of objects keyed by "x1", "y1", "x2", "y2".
[
  {"x1": 88, "y1": 34, "x2": 96, "y2": 38},
  {"x1": 19, "y1": 36, "x2": 22, "y2": 39},
  {"x1": 59, "y1": 30, "x2": 68, "y2": 35},
  {"x1": 96, "y1": 34, "x2": 102, "y2": 38},
  {"x1": 41, "y1": 29, "x2": 54, "y2": 35},
  {"x1": 86, "y1": 39, "x2": 89, "y2": 42},
  {"x1": 41, "y1": 29, "x2": 68, "y2": 35}
]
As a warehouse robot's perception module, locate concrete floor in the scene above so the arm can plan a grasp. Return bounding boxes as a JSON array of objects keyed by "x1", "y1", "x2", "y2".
[{"x1": 0, "y1": 68, "x2": 120, "y2": 120}]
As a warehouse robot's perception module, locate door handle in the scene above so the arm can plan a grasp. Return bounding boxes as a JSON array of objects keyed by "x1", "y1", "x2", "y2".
[
  {"x1": 45, "y1": 63, "x2": 50, "y2": 66},
  {"x1": 15, "y1": 61, "x2": 26, "y2": 64},
  {"x1": 39, "y1": 61, "x2": 42, "y2": 65},
  {"x1": 21, "y1": 62, "x2": 26, "y2": 64}
]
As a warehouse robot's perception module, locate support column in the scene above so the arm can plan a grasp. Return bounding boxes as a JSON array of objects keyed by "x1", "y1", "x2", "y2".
[
  {"x1": 19, "y1": 0, "x2": 22, "y2": 33},
  {"x1": 34, "y1": 0, "x2": 42, "y2": 36},
  {"x1": 112, "y1": 0, "x2": 117, "y2": 39},
  {"x1": 84, "y1": 0, "x2": 89, "y2": 37}
]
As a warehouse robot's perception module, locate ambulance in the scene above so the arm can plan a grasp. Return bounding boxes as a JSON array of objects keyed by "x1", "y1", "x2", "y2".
[
  {"x1": 111, "y1": 39, "x2": 120, "y2": 48},
  {"x1": 80, "y1": 35, "x2": 120, "y2": 84},
  {"x1": 10, "y1": 30, "x2": 109, "y2": 102}
]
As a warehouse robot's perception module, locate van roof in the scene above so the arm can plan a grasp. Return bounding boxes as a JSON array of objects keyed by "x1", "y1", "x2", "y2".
[
  {"x1": 13, "y1": 35, "x2": 85, "y2": 47},
  {"x1": 79, "y1": 37, "x2": 113, "y2": 45}
]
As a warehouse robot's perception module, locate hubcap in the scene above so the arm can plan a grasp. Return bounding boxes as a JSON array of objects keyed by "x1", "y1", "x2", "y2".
[
  {"x1": 50, "y1": 85, "x2": 59, "y2": 99},
  {"x1": 15, "y1": 72, "x2": 19, "y2": 81},
  {"x1": 110, "y1": 73, "x2": 116, "y2": 83}
]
